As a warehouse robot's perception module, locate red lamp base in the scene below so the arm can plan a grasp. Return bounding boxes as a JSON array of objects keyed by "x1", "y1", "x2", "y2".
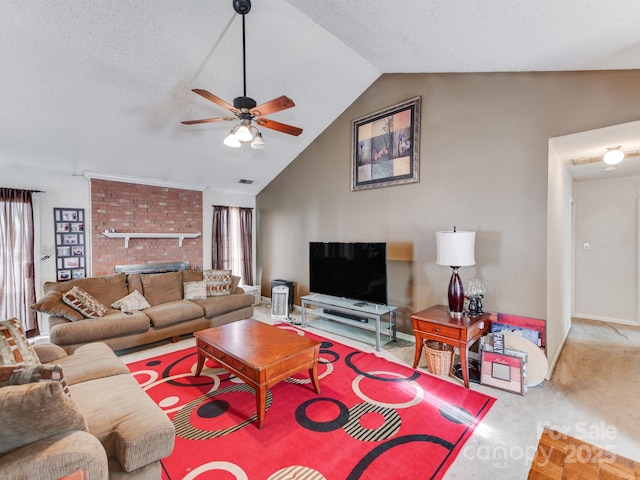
[{"x1": 448, "y1": 267, "x2": 465, "y2": 317}]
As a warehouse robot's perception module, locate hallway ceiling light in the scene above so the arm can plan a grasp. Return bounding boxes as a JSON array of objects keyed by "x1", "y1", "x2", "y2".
[{"x1": 603, "y1": 147, "x2": 625, "y2": 165}]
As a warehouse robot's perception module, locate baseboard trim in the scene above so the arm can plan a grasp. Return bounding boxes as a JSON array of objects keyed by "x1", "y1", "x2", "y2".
[
  {"x1": 573, "y1": 312, "x2": 639, "y2": 326},
  {"x1": 545, "y1": 324, "x2": 570, "y2": 380}
]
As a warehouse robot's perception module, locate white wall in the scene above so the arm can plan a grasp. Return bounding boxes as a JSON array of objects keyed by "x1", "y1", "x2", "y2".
[
  {"x1": 546, "y1": 143, "x2": 574, "y2": 375},
  {"x1": 573, "y1": 176, "x2": 640, "y2": 324}
]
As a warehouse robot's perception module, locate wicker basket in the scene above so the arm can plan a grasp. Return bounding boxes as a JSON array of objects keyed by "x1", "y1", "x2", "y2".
[{"x1": 423, "y1": 340, "x2": 454, "y2": 376}]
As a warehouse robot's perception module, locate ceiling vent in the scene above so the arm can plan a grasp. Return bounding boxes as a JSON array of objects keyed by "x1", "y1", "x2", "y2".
[{"x1": 239, "y1": 179, "x2": 254, "y2": 184}]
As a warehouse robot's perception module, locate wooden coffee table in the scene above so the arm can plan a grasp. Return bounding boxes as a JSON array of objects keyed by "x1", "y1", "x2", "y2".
[{"x1": 194, "y1": 318, "x2": 321, "y2": 429}]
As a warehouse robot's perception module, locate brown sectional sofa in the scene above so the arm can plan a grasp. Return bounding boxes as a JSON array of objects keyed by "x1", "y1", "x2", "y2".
[
  {"x1": 0, "y1": 342, "x2": 175, "y2": 479},
  {"x1": 32, "y1": 270, "x2": 254, "y2": 353}
]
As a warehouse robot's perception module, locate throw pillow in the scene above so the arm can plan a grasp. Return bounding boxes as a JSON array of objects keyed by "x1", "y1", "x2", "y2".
[
  {"x1": 62, "y1": 286, "x2": 108, "y2": 318},
  {"x1": 0, "y1": 318, "x2": 41, "y2": 366},
  {"x1": 183, "y1": 281, "x2": 207, "y2": 300},
  {"x1": 0, "y1": 381, "x2": 87, "y2": 456},
  {"x1": 140, "y1": 271, "x2": 182, "y2": 306},
  {"x1": 203, "y1": 269, "x2": 232, "y2": 296},
  {"x1": 111, "y1": 290, "x2": 151, "y2": 312},
  {"x1": 0, "y1": 363, "x2": 70, "y2": 397},
  {"x1": 30, "y1": 291, "x2": 84, "y2": 322}
]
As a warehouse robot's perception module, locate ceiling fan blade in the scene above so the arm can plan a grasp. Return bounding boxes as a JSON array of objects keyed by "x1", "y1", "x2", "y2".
[
  {"x1": 250, "y1": 96, "x2": 295, "y2": 117},
  {"x1": 191, "y1": 89, "x2": 238, "y2": 114},
  {"x1": 255, "y1": 117, "x2": 303, "y2": 136},
  {"x1": 181, "y1": 117, "x2": 235, "y2": 125}
]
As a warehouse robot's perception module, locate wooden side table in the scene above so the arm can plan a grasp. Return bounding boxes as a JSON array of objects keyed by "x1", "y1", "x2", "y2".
[{"x1": 412, "y1": 305, "x2": 490, "y2": 388}]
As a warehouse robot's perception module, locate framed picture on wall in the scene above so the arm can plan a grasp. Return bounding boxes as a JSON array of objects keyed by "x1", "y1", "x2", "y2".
[
  {"x1": 61, "y1": 210, "x2": 78, "y2": 221},
  {"x1": 54, "y1": 208, "x2": 86, "y2": 281},
  {"x1": 63, "y1": 234, "x2": 77, "y2": 245},
  {"x1": 58, "y1": 270, "x2": 71, "y2": 281},
  {"x1": 351, "y1": 96, "x2": 421, "y2": 191}
]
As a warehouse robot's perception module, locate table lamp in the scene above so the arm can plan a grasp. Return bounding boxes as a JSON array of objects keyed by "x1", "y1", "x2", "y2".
[{"x1": 436, "y1": 227, "x2": 476, "y2": 317}]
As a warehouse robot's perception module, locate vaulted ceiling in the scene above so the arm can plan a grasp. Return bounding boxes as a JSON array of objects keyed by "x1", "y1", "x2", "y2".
[{"x1": 2, "y1": 1, "x2": 640, "y2": 194}]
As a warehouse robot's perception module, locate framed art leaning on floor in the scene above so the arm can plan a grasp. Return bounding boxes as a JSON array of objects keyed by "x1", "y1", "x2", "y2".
[{"x1": 351, "y1": 96, "x2": 421, "y2": 191}]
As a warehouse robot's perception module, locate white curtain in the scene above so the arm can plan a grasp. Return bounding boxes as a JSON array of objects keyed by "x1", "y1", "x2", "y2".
[
  {"x1": 212, "y1": 206, "x2": 253, "y2": 285},
  {"x1": 0, "y1": 188, "x2": 38, "y2": 334}
]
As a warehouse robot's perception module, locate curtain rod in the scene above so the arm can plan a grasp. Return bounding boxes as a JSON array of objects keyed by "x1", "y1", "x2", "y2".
[
  {"x1": 212, "y1": 205, "x2": 254, "y2": 209},
  {"x1": 0, "y1": 188, "x2": 45, "y2": 193}
]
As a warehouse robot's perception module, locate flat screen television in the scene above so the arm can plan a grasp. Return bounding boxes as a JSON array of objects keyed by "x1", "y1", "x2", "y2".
[{"x1": 309, "y1": 242, "x2": 387, "y2": 305}]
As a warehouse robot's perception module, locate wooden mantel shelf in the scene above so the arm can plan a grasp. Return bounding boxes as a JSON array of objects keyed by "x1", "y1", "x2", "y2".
[{"x1": 102, "y1": 232, "x2": 201, "y2": 248}]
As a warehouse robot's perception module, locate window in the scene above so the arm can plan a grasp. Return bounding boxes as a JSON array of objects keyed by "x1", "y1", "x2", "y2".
[{"x1": 212, "y1": 206, "x2": 253, "y2": 285}]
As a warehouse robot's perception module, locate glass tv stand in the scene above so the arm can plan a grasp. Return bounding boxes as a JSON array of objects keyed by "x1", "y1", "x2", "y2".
[{"x1": 300, "y1": 294, "x2": 397, "y2": 351}]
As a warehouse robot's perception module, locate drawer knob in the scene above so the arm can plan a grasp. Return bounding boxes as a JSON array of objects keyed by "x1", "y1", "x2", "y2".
[
  {"x1": 479, "y1": 321, "x2": 485, "y2": 329},
  {"x1": 435, "y1": 327, "x2": 440, "y2": 332}
]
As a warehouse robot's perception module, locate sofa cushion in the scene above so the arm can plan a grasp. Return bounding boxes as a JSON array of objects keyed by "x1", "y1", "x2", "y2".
[
  {"x1": 192, "y1": 293, "x2": 254, "y2": 318},
  {"x1": 203, "y1": 269, "x2": 232, "y2": 296},
  {"x1": 0, "y1": 430, "x2": 108, "y2": 480},
  {"x1": 0, "y1": 363, "x2": 70, "y2": 396},
  {"x1": 143, "y1": 300, "x2": 204, "y2": 328},
  {"x1": 111, "y1": 290, "x2": 151, "y2": 311},
  {"x1": 44, "y1": 271, "x2": 129, "y2": 308},
  {"x1": 183, "y1": 281, "x2": 207, "y2": 300},
  {"x1": 49, "y1": 311, "x2": 150, "y2": 346},
  {"x1": 51, "y1": 342, "x2": 131, "y2": 385},
  {"x1": 126, "y1": 273, "x2": 144, "y2": 295},
  {"x1": 63, "y1": 286, "x2": 108, "y2": 318},
  {"x1": 140, "y1": 271, "x2": 182, "y2": 306},
  {"x1": 33, "y1": 342, "x2": 68, "y2": 363},
  {"x1": 181, "y1": 270, "x2": 203, "y2": 283},
  {"x1": 0, "y1": 318, "x2": 40, "y2": 365},
  {"x1": 0, "y1": 381, "x2": 87, "y2": 455},
  {"x1": 69, "y1": 373, "x2": 175, "y2": 472},
  {"x1": 30, "y1": 291, "x2": 85, "y2": 322}
]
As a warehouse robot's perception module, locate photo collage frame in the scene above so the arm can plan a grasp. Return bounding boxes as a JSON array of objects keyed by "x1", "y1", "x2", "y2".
[{"x1": 54, "y1": 208, "x2": 86, "y2": 281}]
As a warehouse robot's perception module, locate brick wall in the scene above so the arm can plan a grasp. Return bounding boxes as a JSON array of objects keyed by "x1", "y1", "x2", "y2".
[{"x1": 91, "y1": 180, "x2": 203, "y2": 276}]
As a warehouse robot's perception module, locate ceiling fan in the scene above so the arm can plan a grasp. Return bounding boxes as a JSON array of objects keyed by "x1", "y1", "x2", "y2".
[{"x1": 182, "y1": 0, "x2": 302, "y2": 149}]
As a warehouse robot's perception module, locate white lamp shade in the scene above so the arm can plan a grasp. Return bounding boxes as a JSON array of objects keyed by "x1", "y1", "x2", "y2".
[
  {"x1": 223, "y1": 131, "x2": 241, "y2": 148},
  {"x1": 251, "y1": 132, "x2": 266, "y2": 149},
  {"x1": 235, "y1": 123, "x2": 254, "y2": 142},
  {"x1": 436, "y1": 230, "x2": 476, "y2": 267}
]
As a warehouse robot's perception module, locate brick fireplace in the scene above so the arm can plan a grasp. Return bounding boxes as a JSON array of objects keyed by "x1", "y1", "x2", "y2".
[{"x1": 91, "y1": 180, "x2": 203, "y2": 276}]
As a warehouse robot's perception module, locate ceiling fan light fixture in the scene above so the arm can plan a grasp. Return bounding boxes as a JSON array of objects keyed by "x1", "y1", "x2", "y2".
[
  {"x1": 603, "y1": 147, "x2": 624, "y2": 165},
  {"x1": 235, "y1": 121, "x2": 254, "y2": 142},
  {"x1": 224, "y1": 129, "x2": 242, "y2": 148},
  {"x1": 251, "y1": 131, "x2": 266, "y2": 149}
]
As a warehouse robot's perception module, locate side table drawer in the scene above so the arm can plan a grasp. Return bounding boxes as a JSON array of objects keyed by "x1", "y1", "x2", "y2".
[
  {"x1": 412, "y1": 319, "x2": 461, "y2": 340},
  {"x1": 468, "y1": 318, "x2": 489, "y2": 339}
]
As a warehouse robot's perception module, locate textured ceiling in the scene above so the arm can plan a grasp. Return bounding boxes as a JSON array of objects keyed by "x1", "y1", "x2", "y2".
[{"x1": 2, "y1": 0, "x2": 640, "y2": 194}]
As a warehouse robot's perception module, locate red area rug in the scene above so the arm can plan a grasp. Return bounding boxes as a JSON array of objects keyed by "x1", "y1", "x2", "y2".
[{"x1": 127, "y1": 324, "x2": 495, "y2": 479}]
